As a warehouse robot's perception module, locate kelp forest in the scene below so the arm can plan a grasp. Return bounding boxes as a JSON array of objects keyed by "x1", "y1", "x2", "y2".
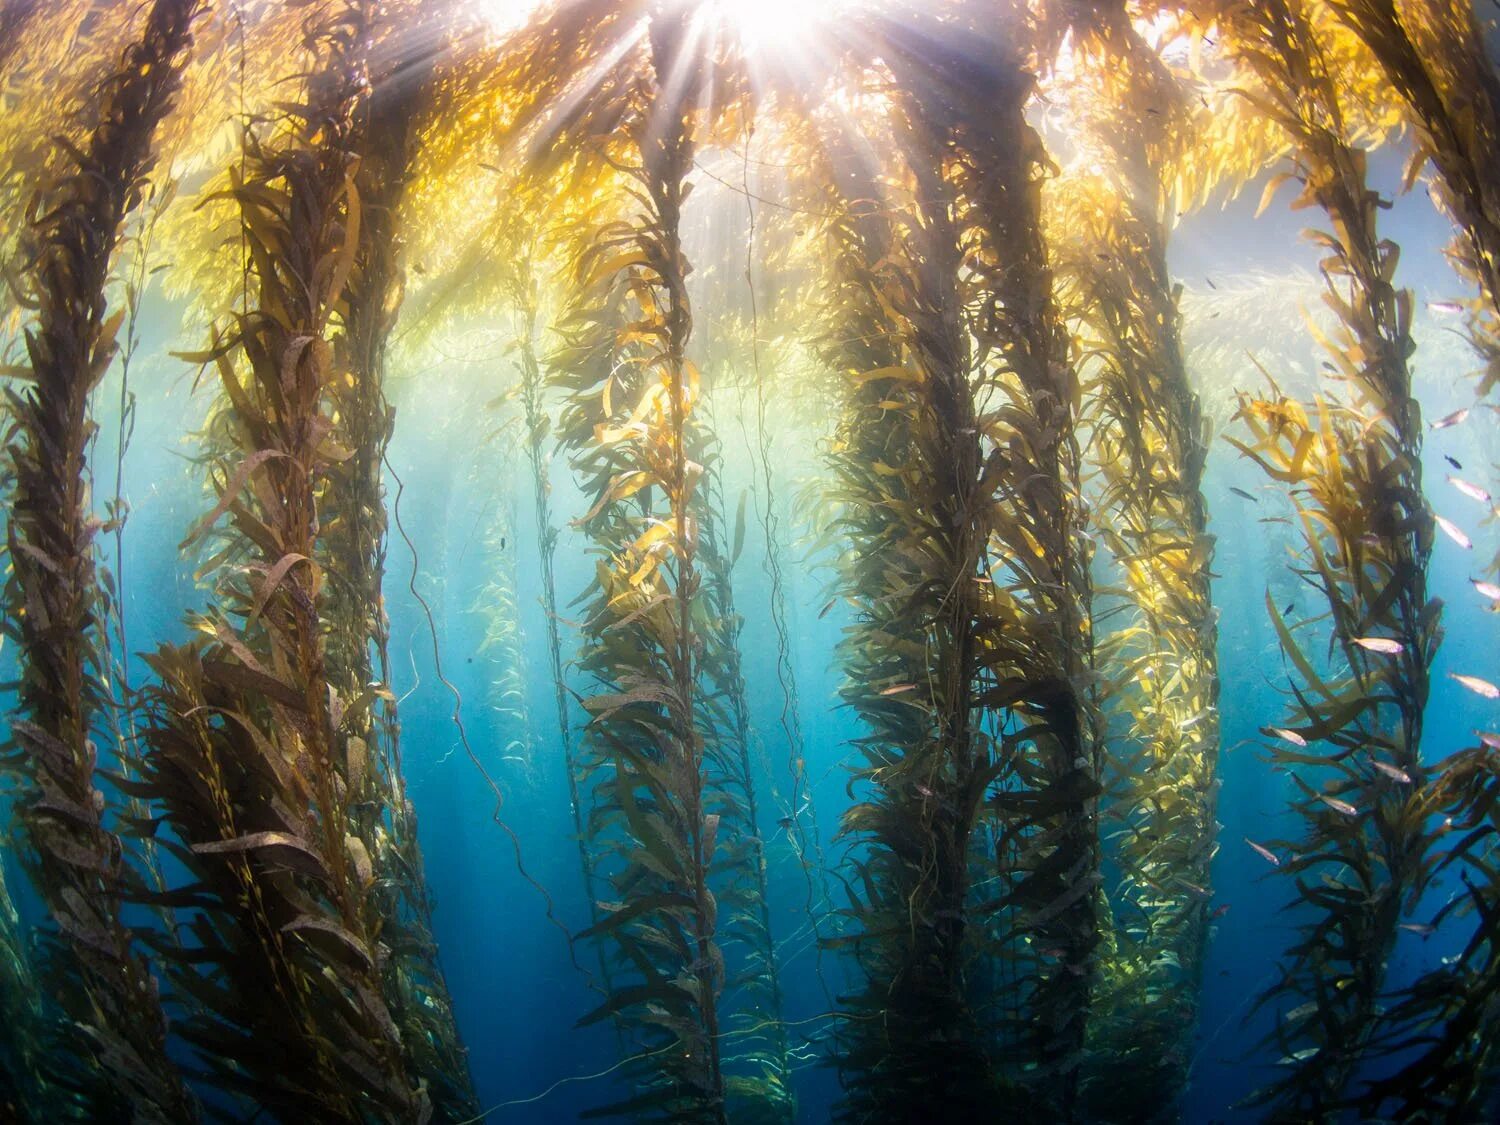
[{"x1": 0, "y1": 1, "x2": 1499, "y2": 1122}]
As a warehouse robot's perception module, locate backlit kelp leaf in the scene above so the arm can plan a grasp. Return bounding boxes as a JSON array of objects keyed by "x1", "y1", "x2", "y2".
[{"x1": 1216, "y1": 1, "x2": 1441, "y2": 1116}]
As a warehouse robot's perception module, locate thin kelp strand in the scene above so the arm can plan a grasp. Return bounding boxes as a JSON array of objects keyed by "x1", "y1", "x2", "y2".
[
  {"x1": 739, "y1": 127, "x2": 835, "y2": 1008},
  {"x1": 452, "y1": 1042, "x2": 681, "y2": 1122},
  {"x1": 387, "y1": 452, "x2": 580, "y2": 970}
]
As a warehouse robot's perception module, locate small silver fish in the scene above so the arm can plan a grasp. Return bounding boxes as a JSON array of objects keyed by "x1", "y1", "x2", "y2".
[
  {"x1": 1448, "y1": 475, "x2": 1493, "y2": 505},
  {"x1": 1245, "y1": 837, "x2": 1280, "y2": 866},
  {"x1": 1471, "y1": 579, "x2": 1500, "y2": 601},
  {"x1": 1353, "y1": 637, "x2": 1404, "y2": 655},
  {"x1": 1434, "y1": 515, "x2": 1473, "y2": 549},
  {"x1": 1430, "y1": 407, "x2": 1470, "y2": 430},
  {"x1": 1427, "y1": 300, "x2": 1464, "y2": 315},
  {"x1": 1265, "y1": 726, "x2": 1307, "y2": 747},
  {"x1": 1476, "y1": 731, "x2": 1500, "y2": 750},
  {"x1": 1398, "y1": 922, "x2": 1436, "y2": 937},
  {"x1": 1319, "y1": 794, "x2": 1358, "y2": 817},
  {"x1": 1451, "y1": 673, "x2": 1500, "y2": 699},
  {"x1": 1370, "y1": 760, "x2": 1413, "y2": 784}
]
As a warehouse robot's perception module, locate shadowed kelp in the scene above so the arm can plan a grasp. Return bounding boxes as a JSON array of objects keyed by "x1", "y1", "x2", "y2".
[
  {"x1": 0, "y1": 854, "x2": 57, "y2": 1120},
  {"x1": 538, "y1": 3, "x2": 787, "y2": 1119},
  {"x1": 1043, "y1": 5, "x2": 1222, "y2": 1119},
  {"x1": 1216, "y1": 0, "x2": 1440, "y2": 1116},
  {"x1": 819, "y1": 4, "x2": 1101, "y2": 1118},
  {"x1": 0, "y1": 2, "x2": 202, "y2": 1118},
  {"x1": 317, "y1": 7, "x2": 480, "y2": 1113},
  {"x1": 817, "y1": 113, "x2": 1011, "y2": 1120},
  {"x1": 138, "y1": 3, "x2": 433, "y2": 1118},
  {"x1": 1347, "y1": 738, "x2": 1500, "y2": 1118}
]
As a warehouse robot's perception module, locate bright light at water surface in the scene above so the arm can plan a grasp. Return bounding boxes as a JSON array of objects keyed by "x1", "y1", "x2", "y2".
[
  {"x1": 474, "y1": 0, "x2": 541, "y2": 35},
  {"x1": 705, "y1": 0, "x2": 839, "y2": 51}
]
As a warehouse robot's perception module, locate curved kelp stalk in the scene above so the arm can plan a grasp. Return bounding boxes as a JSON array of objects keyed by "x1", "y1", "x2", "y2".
[
  {"x1": 1217, "y1": 1, "x2": 1439, "y2": 1117},
  {"x1": 820, "y1": 7, "x2": 1101, "y2": 1118},
  {"x1": 1046, "y1": 6, "x2": 1221, "y2": 1119},
  {"x1": 137, "y1": 5, "x2": 433, "y2": 1119},
  {"x1": 543, "y1": 5, "x2": 787, "y2": 1118},
  {"x1": 318, "y1": 10, "x2": 480, "y2": 1115},
  {"x1": 1326, "y1": 0, "x2": 1500, "y2": 400},
  {"x1": 0, "y1": 2, "x2": 203, "y2": 1119}
]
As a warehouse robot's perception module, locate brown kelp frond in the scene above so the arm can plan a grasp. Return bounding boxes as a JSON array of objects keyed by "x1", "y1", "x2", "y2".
[
  {"x1": 139, "y1": 4, "x2": 432, "y2": 1119},
  {"x1": 1046, "y1": 5, "x2": 1221, "y2": 1117},
  {"x1": 1328, "y1": 0, "x2": 1500, "y2": 400},
  {"x1": 1349, "y1": 740, "x2": 1500, "y2": 1119},
  {"x1": 816, "y1": 6, "x2": 1101, "y2": 1119},
  {"x1": 319, "y1": 11, "x2": 480, "y2": 1112},
  {"x1": 546, "y1": 7, "x2": 782, "y2": 1119},
  {"x1": 1218, "y1": 3, "x2": 1437, "y2": 1115},
  {"x1": 0, "y1": 2, "x2": 204, "y2": 1119}
]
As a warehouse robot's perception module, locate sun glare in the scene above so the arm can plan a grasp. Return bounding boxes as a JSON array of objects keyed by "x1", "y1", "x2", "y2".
[{"x1": 710, "y1": 0, "x2": 838, "y2": 52}]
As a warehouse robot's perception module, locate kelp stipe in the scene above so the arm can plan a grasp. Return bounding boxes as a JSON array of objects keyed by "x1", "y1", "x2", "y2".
[
  {"x1": 938, "y1": 9, "x2": 1103, "y2": 1112},
  {"x1": 138, "y1": 4, "x2": 431, "y2": 1118},
  {"x1": 1328, "y1": 0, "x2": 1500, "y2": 400},
  {"x1": 817, "y1": 6, "x2": 1102, "y2": 1117},
  {"x1": 816, "y1": 119, "x2": 1009, "y2": 1120},
  {"x1": 319, "y1": 11, "x2": 480, "y2": 1113},
  {"x1": 1217, "y1": 0, "x2": 1439, "y2": 1116},
  {"x1": 0, "y1": 1, "x2": 203, "y2": 1118},
  {"x1": 1044, "y1": 5, "x2": 1221, "y2": 1118},
  {"x1": 538, "y1": 4, "x2": 776, "y2": 1117},
  {"x1": 487, "y1": 188, "x2": 622, "y2": 998}
]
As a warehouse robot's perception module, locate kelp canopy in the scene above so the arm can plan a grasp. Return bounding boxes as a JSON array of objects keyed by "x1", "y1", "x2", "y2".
[{"x1": 0, "y1": 0, "x2": 1498, "y2": 1122}]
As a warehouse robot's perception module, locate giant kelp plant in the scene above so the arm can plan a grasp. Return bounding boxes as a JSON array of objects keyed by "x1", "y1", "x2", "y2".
[
  {"x1": 1, "y1": 1, "x2": 202, "y2": 1117},
  {"x1": 1044, "y1": 5, "x2": 1222, "y2": 1118},
  {"x1": 1216, "y1": 0, "x2": 1440, "y2": 1116},
  {"x1": 140, "y1": 4, "x2": 444, "y2": 1118},
  {"x1": 534, "y1": 2, "x2": 792, "y2": 1119},
  {"x1": 820, "y1": 4, "x2": 1103, "y2": 1119},
  {"x1": 2, "y1": 1, "x2": 1500, "y2": 1123}
]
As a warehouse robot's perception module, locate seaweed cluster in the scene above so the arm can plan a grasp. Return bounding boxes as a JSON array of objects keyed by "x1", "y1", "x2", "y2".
[{"x1": 0, "y1": 1, "x2": 1498, "y2": 1122}]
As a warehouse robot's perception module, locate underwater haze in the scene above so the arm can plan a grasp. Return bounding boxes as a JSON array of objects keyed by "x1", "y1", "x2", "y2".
[{"x1": 2, "y1": 0, "x2": 1500, "y2": 1122}]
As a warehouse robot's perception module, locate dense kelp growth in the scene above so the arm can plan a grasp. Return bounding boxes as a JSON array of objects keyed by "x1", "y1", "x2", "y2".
[
  {"x1": 1, "y1": 2, "x2": 202, "y2": 1118},
  {"x1": 819, "y1": 6, "x2": 1104, "y2": 1119},
  {"x1": 1046, "y1": 5, "x2": 1221, "y2": 1119},
  {"x1": 1212, "y1": 1, "x2": 1439, "y2": 1117},
  {"x1": 139, "y1": 4, "x2": 441, "y2": 1118},
  {"x1": 2, "y1": 0, "x2": 1500, "y2": 1122}
]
